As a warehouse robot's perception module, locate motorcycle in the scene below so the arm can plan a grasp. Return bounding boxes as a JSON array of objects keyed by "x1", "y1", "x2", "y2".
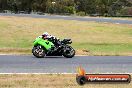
[{"x1": 32, "y1": 37, "x2": 75, "y2": 58}]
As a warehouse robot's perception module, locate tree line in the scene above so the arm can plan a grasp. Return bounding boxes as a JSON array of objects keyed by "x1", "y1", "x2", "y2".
[{"x1": 0, "y1": 0, "x2": 132, "y2": 16}]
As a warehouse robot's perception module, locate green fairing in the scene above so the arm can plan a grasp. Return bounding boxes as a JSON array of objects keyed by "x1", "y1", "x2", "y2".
[{"x1": 33, "y1": 37, "x2": 54, "y2": 50}]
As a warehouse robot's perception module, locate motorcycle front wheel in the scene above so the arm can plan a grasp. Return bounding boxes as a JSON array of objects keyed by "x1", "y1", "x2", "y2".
[{"x1": 32, "y1": 45, "x2": 45, "y2": 58}]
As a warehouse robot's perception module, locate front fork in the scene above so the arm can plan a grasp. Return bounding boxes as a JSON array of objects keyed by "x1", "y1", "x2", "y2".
[{"x1": 34, "y1": 45, "x2": 44, "y2": 54}]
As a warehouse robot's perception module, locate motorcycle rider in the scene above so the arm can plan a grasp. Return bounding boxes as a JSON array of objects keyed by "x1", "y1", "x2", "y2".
[
  {"x1": 42, "y1": 32, "x2": 59, "y2": 45},
  {"x1": 42, "y1": 32, "x2": 54, "y2": 40},
  {"x1": 41, "y1": 32, "x2": 61, "y2": 53}
]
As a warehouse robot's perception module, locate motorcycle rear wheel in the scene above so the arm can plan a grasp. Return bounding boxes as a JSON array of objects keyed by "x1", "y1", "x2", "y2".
[{"x1": 63, "y1": 46, "x2": 75, "y2": 58}]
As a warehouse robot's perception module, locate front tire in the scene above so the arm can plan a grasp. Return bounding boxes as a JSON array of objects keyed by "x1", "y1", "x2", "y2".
[
  {"x1": 63, "y1": 46, "x2": 75, "y2": 58},
  {"x1": 32, "y1": 45, "x2": 45, "y2": 58}
]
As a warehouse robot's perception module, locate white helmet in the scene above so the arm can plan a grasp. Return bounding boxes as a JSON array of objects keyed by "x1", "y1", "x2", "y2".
[
  {"x1": 43, "y1": 32, "x2": 49, "y2": 36},
  {"x1": 42, "y1": 32, "x2": 49, "y2": 38}
]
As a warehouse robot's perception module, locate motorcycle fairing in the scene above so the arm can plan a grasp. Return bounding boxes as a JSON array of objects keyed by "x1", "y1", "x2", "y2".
[{"x1": 33, "y1": 37, "x2": 54, "y2": 50}]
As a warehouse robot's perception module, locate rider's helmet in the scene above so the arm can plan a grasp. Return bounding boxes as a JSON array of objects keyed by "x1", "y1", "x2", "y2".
[
  {"x1": 43, "y1": 32, "x2": 49, "y2": 36},
  {"x1": 42, "y1": 32, "x2": 49, "y2": 39}
]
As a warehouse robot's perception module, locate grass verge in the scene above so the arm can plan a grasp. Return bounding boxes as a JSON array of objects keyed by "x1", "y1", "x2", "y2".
[
  {"x1": 0, "y1": 74, "x2": 131, "y2": 88},
  {"x1": 0, "y1": 74, "x2": 132, "y2": 88},
  {"x1": 0, "y1": 16, "x2": 132, "y2": 55}
]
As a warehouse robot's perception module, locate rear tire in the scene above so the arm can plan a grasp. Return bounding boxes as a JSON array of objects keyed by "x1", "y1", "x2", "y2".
[
  {"x1": 63, "y1": 46, "x2": 75, "y2": 58},
  {"x1": 32, "y1": 45, "x2": 45, "y2": 58}
]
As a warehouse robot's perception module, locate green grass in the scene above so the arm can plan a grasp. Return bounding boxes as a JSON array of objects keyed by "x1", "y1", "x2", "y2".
[
  {"x1": 0, "y1": 16, "x2": 132, "y2": 55},
  {"x1": 73, "y1": 43, "x2": 132, "y2": 55},
  {"x1": 0, "y1": 21, "x2": 9, "y2": 28}
]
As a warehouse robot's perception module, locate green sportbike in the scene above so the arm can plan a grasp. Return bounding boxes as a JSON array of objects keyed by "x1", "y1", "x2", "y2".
[{"x1": 32, "y1": 37, "x2": 75, "y2": 58}]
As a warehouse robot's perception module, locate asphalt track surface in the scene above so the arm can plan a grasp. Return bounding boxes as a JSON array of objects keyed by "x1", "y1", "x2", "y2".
[
  {"x1": 0, "y1": 13, "x2": 132, "y2": 24},
  {"x1": 0, "y1": 55, "x2": 132, "y2": 73}
]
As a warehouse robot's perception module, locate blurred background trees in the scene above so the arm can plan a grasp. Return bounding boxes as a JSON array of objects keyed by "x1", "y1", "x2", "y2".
[{"x1": 0, "y1": 0, "x2": 131, "y2": 16}]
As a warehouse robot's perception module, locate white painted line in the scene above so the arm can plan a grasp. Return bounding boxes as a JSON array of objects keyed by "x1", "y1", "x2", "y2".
[
  {"x1": 102, "y1": 18, "x2": 111, "y2": 19},
  {"x1": 115, "y1": 23, "x2": 120, "y2": 24},
  {"x1": 0, "y1": 73, "x2": 131, "y2": 74},
  {"x1": 0, "y1": 73, "x2": 76, "y2": 75},
  {"x1": 54, "y1": 15, "x2": 69, "y2": 18},
  {"x1": 104, "y1": 22, "x2": 108, "y2": 23}
]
